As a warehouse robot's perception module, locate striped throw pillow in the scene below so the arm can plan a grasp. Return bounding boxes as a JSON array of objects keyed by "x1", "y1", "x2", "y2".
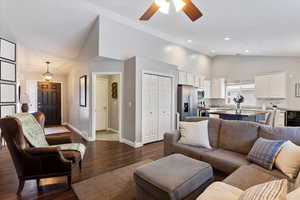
[
  {"x1": 239, "y1": 179, "x2": 287, "y2": 200},
  {"x1": 247, "y1": 138, "x2": 285, "y2": 170}
]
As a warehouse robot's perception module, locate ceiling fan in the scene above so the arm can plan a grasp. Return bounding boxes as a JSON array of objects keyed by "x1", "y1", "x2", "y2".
[{"x1": 140, "y1": 0, "x2": 203, "y2": 22}]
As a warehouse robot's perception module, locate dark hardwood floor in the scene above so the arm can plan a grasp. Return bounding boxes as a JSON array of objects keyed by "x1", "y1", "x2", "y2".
[{"x1": 0, "y1": 132, "x2": 164, "y2": 200}]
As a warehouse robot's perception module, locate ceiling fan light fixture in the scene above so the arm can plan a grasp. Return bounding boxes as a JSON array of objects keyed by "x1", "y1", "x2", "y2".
[
  {"x1": 155, "y1": 0, "x2": 170, "y2": 14},
  {"x1": 173, "y1": 0, "x2": 186, "y2": 11}
]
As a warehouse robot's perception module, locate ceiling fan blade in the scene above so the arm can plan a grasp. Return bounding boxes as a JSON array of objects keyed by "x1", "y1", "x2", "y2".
[
  {"x1": 182, "y1": 0, "x2": 203, "y2": 22},
  {"x1": 140, "y1": 3, "x2": 160, "y2": 21}
]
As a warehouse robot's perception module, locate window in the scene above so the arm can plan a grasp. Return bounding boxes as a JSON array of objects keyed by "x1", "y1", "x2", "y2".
[{"x1": 226, "y1": 83, "x2": 256, "y2": 106}]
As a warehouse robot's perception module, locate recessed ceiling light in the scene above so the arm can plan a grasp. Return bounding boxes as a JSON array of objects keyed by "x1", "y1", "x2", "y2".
[
  {"x1": 245, "y1": 50, "x2": 250, "y2": 53},
  {"x1": 224, "y1": 37, "x2": 231, "y2": 41},
  {"x1": 187, "y1": 40, "x2": 192, "y2": 43}
]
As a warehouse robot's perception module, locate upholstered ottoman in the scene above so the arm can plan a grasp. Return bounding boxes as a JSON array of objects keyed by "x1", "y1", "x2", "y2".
[{"x1": 134, "y1": 154, "x2": 214, "y2": 200}]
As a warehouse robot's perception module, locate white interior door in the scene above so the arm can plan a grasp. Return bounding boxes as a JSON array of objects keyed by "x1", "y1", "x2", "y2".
[
  {"x1": 158, "y1": 76, "x2": 172, "y2": 140},
  {"x1": 27, "y1": 80, "x2": 38, "y2": 113},
  {"x1": 142, "y1": 74, "x2": 159, "y2": 144},
  {"x1": 96, "y1": 78, "x2": 108, "y2": 131}
]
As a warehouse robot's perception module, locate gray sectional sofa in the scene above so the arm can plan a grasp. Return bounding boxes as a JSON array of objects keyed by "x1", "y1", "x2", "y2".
[{"x1": 164, "y1": 117, "x2": 300, "y2": 192}]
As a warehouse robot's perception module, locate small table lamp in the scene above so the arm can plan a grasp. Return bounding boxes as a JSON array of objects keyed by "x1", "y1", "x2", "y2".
[{"x1": 20, "y1": 93, "x2": 30, "y2": 113}]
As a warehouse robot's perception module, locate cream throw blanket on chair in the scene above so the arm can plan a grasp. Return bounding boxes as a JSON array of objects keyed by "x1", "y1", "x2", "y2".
[{"x1": 11, "y1": 113, "x2": 86, "y2": 159}]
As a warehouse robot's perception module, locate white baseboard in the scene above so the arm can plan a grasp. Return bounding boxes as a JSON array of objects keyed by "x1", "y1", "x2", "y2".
[
  {"x1": 107, "y1": 128, "x2": 119, "y2": 133},
  {"x1": 65, "y1": 123, "x2": 93, "y2": 141},
  {"x1": 120, "y1": 138, "x2": 143, "y2": 148}
]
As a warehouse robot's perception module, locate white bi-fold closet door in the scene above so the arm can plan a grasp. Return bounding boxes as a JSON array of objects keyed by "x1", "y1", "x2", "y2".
[{"x1": 142, "y1": 73, "x2": 172, "y2": 144}]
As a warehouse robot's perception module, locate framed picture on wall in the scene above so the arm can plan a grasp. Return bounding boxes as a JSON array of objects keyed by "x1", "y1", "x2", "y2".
[
  {"x1": 79, "y1": 75, "x2": 87, "y2": 107},
  {"x1": 112, "y1": 82, "x2": 118, "y2": 99},
  {"x1": 0, "y1": 104, "x2": 16, "y2": 118},
  {"x1": 0, "y1": 38, "x2": 16, "y2": 62},
  {"x1": 0, "y1": 83, "x2": 16, "y2": 103},
  {"x1": 0, "y1": 60, "x2": 16, "y2": 82}
]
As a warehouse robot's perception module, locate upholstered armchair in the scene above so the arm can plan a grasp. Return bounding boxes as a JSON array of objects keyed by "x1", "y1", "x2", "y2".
[{"x1": 0, "y1": 112, "x2": 83, "y2": 195}]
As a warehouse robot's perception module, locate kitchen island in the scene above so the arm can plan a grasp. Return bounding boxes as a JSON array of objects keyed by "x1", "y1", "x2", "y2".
[{"x1": 209, "y1": 110, "x2": 268, "y2": 122}]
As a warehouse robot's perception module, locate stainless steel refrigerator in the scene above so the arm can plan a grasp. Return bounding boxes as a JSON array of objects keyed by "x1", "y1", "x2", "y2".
[{"x1": 177, "y1": 85, "x2": 198, "y2": 121}]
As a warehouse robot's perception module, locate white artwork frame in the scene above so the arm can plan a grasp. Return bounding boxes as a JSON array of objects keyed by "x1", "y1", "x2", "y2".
[
  {"x1": 0, "y1": 38, "x2": 16, "y2": 62},
  {"x1": 0, "y1": 60, "x2": 16, "y2": 82},
  {"x1": 0, "y1": 83, "x2": 16, "y2": 103},
  {"x1": 0, "y1": 104, "x2": 16, "y2": 118}
]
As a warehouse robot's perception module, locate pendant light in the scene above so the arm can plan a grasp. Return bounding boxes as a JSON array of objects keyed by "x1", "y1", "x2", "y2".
[{"x1": 42, "y1": 61, "x2": 53, "y2": 81}]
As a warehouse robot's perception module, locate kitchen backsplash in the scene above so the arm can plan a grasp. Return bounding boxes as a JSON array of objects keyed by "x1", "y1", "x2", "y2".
[{"x1": 206, "y1": 98, "x2": 288, "y2": 109}]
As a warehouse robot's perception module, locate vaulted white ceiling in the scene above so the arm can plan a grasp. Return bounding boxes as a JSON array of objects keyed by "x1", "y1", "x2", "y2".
[
  {"x1": 89, "y1": 0, "x2": 300, "y2": 56},
  {"x1": 2, "y1": 0, "x2": 300, "y2": 74},
  {"x1": 2, "y1": 0, "x2": 99, "y2": 74}
]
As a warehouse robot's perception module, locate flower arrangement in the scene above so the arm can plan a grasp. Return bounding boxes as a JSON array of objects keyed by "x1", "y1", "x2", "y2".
[
  {"x1": 233, "y1": 95, "x2": 244, "y2": 104},
  {"x1": 233, "y1": 95, "x2": 244, "y2": 113}
]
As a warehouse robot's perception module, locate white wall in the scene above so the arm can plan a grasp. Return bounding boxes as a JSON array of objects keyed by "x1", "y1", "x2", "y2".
[
  {"x1": 123, "y1": 57, "x2": 178, "y2": 144},
  {"x1": 0, "y1": 0, "x2": 14, "y2": 42},
  {"x1": 68, "y1": 16, "x2": 214, "y2": 141},
  {"x1": 211, "y1": 55, "x2": 300, "y2": 109},
  {"x1": 67, "y1": 18, "x2": 99, "y2": 140},
  {"x1": 99, "y1": 16, "x2": 211, "y2": 78}
]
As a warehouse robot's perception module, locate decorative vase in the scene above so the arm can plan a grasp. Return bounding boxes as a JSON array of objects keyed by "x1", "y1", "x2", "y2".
[
  {"x1": 21, "y1": 103, "x2": 29, "y2": 113},
  {"x1": 236, "y1": 103, "x2": 241, "y2": 114}
]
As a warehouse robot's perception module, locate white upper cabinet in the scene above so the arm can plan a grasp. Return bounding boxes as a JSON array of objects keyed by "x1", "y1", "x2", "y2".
[
  {"x1": 199, "y1": 76, "x2": 205, "y2": 88},
  {"x1": 210, "y1": 78, "x2": 225, "y2": 99},
  {"x1": 178, "y1": 70, "x2": 199, "y2": 87},
  {"x1": 194, "y1": 75, "x2": 200, "y2": 88},
  {"x1": 178, "y1": 71, "x2": 187, "y2": 85},
  {"x1": 255, "y1": 75, "x2": 269, "y2": 98},
  {"x1": 269, "y1": 73, "x2": 287, "y2": 98},
  {"x1": 255, "y1": 73, "x2": 287, "y2": 99},
  {"x1": 203, "y1": 80, "x2": 211, "y2": 99},
  {"x1": 186, "y1": 72, "x2": 194, "y2": 86}
]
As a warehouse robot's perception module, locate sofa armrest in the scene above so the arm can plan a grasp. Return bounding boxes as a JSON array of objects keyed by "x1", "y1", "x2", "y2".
[
  {"x1": 32, "y1": 112, "x2": 45, "y2": 128},
  {"x1": 164, "y1": 131, "x2": 180, "y2": 156},
  {"x1": 46, "y1": 133, "x2": 72, "y2": 145}
]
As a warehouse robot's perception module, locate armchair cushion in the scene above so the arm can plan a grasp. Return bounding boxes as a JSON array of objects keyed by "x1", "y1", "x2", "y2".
[{"x1": 46, "y1": 133, "x2": 72, "y2": 145}]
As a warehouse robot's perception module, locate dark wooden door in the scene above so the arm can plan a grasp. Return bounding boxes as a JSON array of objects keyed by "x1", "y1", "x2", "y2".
[{"x1": 37, "y1": 82, "x2": 61, "y2": 125}]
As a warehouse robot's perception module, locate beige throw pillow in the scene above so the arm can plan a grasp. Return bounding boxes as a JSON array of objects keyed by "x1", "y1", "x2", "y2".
[
  {"x1": 197, "y1": 182, "x2": 243, "y2": 200},
  {"x1": 178, "y1": 120, "x2": 212, "y2": 149},
  {"x1": 239, "y1": 179, "x2": 287, "y2": 200},
  {"x1": 275, "y1": 141, "x2": 300, "y2": 179}
]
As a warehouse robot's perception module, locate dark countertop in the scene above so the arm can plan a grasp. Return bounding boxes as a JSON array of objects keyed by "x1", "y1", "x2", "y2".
[{"x1": 209, "y1": 110, "x2": 268, "y2": 117}]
